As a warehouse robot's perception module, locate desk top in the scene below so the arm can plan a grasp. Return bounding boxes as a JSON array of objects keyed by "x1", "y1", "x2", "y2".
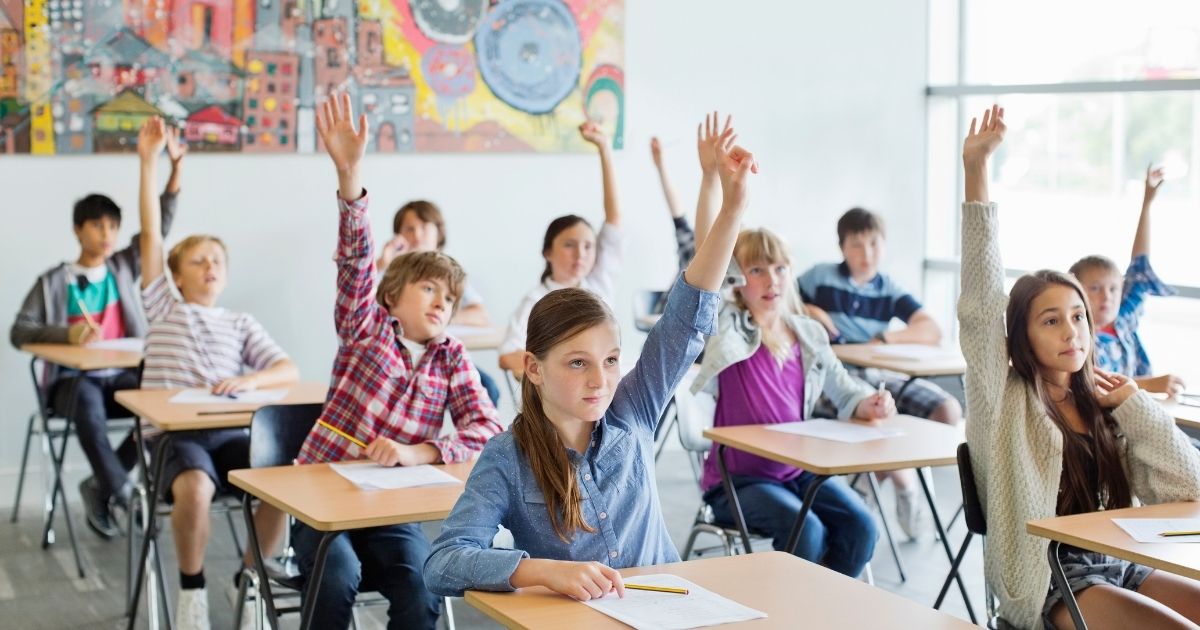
[
  {"x1": 1165, "y1": 399, "x2": 1200, "y2": 430},
  {"x1": 465, "y1": 551, "x2": 976, "y2": 629},
  {"x1": 228, "y1": 461, "x2": 473, "y2": 531},
  {"x1": 22, "y1": 343, "x2": 143, "y2": 371},
  {"x1": 114, "y1": 382, "x2": 328, "y2": 431},
  {"x1": 1027, "y1": 502, "x2": 1200, "y2": 581},
  {"x1": 446, "y1": 325, "x2": 505, "y2": 351},
  {"x1": 832, "y1": 343, "x2": 967, "y2": 378},
  {"x1": 703, "y1": 416, "x2": 961, "y2": 475}
]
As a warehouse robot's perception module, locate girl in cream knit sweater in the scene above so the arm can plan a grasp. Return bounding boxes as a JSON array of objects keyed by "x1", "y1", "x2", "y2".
[{"x1": 960, "y1": 104, "x2": 1200, "y2": 630}]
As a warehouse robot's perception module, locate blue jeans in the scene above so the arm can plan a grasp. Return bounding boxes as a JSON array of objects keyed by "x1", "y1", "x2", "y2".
[
  {"x1": 292, "y1": 522, "x2": 441, "y2": 630},
  {"x1": 706, "y1": 472, "x2": 878, "y2": 577}
]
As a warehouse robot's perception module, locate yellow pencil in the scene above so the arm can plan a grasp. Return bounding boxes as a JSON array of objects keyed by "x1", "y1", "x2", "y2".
[
  {"x1": 624, "y1": 583, "x2": 689, "y2": 595},
  {"x1": 319, "y1": 420, "x2": 367, "y2": 449},
  {"x1": 1159, "y1": 530, "x2": 1200, "y2": 537},
  {"x1": 75, "y1": 297, "x2": 101, "y2": 334}
]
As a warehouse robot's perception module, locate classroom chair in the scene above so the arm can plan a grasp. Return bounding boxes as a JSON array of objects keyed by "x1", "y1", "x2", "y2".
[
  {"x1": 933, "y1": 443, "x2": 997, "y2": 627},
  {"x1": 240, "y1": 403, "x2": 457, "y2": 630},
  {"x1": 633, "y1": 289, "x2": 666, "y2": 333}
]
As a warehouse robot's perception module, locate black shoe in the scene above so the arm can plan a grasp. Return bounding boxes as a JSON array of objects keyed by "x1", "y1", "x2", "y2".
[{"x1": 78, "y1": 477, "x2": 120, "y2": 540}]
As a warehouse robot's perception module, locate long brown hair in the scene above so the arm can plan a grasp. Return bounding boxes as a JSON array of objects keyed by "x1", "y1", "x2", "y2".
[
  {"x1": 514, "y1": 287, "x2": 614, "y2": 541},
  {"x1": 1006, "y1": 270, "x2": 1131, "y2": 515},
  {"x1": 540, "y1": 215, "x2": 593, "y2": 283}
]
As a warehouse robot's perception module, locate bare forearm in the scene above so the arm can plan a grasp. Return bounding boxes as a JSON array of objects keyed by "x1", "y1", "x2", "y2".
[
  {"x1": 693, "y1": 172, "x2": 720, "y2": 249},
  {"x1": 597, "y1": 146, "x2": 620, "y2": 226},
  {"x1": 884, "y1": 319, "x2": 942, "y2": 345},
  {"x1": 510, "y1": 558, "x2": 553, "y2": 589},
  {"x1": 337, "y1": 167, "x2": 363, "y2": 202},
  {"x1": 164, "y1": 160, "x2": 182, "y2": 194},
  {"x1": 1132, "y1": 200, "x2": 1152, "y2": 258},
  {"x1": 685, "y1": 199, "x2": 745, "y2": 292},
  {"x1": 139, "y1": 161, "x2": 163, "y2": 287},
  {"x1": 499, "y1": 351, "x2": 524, "y2": 377},
  {"x1": 655, "y1": 164, "x2": 683, "y2": 219},
  {"x1": 249, "y1": 359, "x2": 300, "y2": 389},
  {"x1": 964, "y1": 161, "x2": 989, "y2": 204}
]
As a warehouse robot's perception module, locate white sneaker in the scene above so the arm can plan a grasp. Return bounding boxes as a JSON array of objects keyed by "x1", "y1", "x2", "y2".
[
  {"x1": 895, "y1": 489, "x2": 926, "y2": 540},
  {"x1": 176, "y1": 587, "x2": 211, "y2": 630}
]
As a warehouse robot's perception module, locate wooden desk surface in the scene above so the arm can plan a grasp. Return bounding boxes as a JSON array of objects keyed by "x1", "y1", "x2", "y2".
[
  {"x1": 1165, "y1": 399, "x2": 1200, "y2": 430},
  {"x1": 22, "y1": 343, "x2": 143, "y2": 371},
  {"x1": 832, "y1": 343, "x2": 967, "y2": 378},
  {"x1": 447, "y1": 325, "x2": 505, "y2": 351},
  {"x1": 114, "y1": 382, "x2": 328, "y2": 432},
  {"x1": 704, "y1": 416, "x2": 961, "y2": 475},
  {"x1": 465, "y1": 551, "x2": 976, "y2": 630},
  {"x1": 228, "y1": 461, "x2": 473, "y2": 531},
  {"x1": 1027, "y1": 502, "x2": 1200, "y2": 581}
]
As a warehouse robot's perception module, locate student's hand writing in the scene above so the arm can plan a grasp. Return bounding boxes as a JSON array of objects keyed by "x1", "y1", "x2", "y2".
[
  {"x1": 1094, "y1": 368, "x2": 1139, "y2": 409},
  {"x1": 364, "y1": 438, "x2": 426, "y2": 467},
  {"x1": 649, "y1": 137, "x2": 664, "y2": 167},
  {"x1": 165, "y1": 125, "x2": 187, "y2": 165},
  {"x1": 712, "y1": 123, "x2": 758, "y2": 213},
  {"x1": 962, "y1": 104, "x2": 1005, "y2": 167},
  {"x1": 316, "y1": 93, "x2": 369, "y2": 198},
  {"x1": 696, "y1": 111, "x2": 730, "y2": 174},
  {"x1": 578, "y1": 121, "x2": 610, "y2": 150},
  {"x1": 1143, "y1": 373, "x2": 1186, "y2": 399},
  {"x1": 67, "y1": 321, "x2": 102, "y2": 345},
  {"x1": 1144, "y1": 165, "x2": 1165, "y2": 204},
  {"x1": 539, "y1": 560, "x2": 625, "y2": 601},
  {"x1": 212, "y1": 375, "x2": 256, "y2": 396},
  {"x1": 855, "y1": 390, "x2": 895, "y2": 420},
  {"x1": 137, "y1": 117, "x2": 167, "y2": 162}
]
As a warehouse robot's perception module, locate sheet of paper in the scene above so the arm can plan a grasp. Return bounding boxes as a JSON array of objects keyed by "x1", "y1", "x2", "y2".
[
  {"x1": 445, "y1": 324, "x2": 494, "y2": 337},
  {"x1": 869, "y1": 344, "x2": 957, "y2": 360},
  {"x1": 329, "y1": 462, "x2": 462, "y2": 491},
  {"x1": 765, "y1": 420, "x2": 904, "y2": 443},
  {"x1": 583, "y1": 574, "x2": 766, "y2": 630},
  {"x1": 1112, "y1": 518, "x2": 1200, "y2": 543},
  {"x1": 168, "y1": 388, "x2": 290, "y2": 405},
  {"x1": 86, "y1": 338, "x2": 145, "y2": 353}
]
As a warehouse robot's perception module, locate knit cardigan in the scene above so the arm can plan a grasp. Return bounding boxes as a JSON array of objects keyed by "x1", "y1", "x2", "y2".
[{"x1": 959, "y1": 201, "x2": 1200, "y2": 629}]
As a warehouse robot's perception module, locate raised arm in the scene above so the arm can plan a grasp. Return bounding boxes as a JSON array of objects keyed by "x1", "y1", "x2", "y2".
[
  {"x1": 650, "y1": 137, "x2": 683, "y2": 220},
  {"x1": 686, "y1": 122, "x2": 757, "y2": 291},
  {"x1": 693, "y1": 111, "x2": 729, "y2": 250},
  {"x1": 1131, "y1": 165, "x2": 1164, "y2": 259},
  {"x1": 318, "y1": 93, "x2": 367, "y2": 202},
  {"x1": 164, "y1": 125, "x2": 186, "y2": 196},
  {"x1": 580, "y1": 121, "x2": 620, "y2": 227},
  {"x1": 138, "y1": 117, "x2": 168, "y2": 289}
]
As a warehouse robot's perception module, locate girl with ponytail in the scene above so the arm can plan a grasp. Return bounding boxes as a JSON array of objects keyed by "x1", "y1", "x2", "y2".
[{"x1": 425, "y1": 119, "x2": 758, "y2": 601}]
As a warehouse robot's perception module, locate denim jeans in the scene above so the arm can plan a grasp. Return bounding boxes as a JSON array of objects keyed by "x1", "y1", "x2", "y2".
[
  {"x1": 292, "y1": 521, "x2": 441, "y2": 630},
  {"x1": 49, "y1": 369, "x2": 141, "y2": 499},
  {"x1": 706, "y1": 472, "x2": 878, "y2": 577}
]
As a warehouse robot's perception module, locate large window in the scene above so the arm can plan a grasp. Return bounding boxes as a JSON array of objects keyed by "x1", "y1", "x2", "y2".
[{"x1": 926, "y1": 0, "x2": 1200, "y2": 383}]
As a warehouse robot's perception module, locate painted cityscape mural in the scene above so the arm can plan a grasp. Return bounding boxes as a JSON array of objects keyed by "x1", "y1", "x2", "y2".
[{"x1": 0, "y1": 0, "x2": 625, "y2": 154}]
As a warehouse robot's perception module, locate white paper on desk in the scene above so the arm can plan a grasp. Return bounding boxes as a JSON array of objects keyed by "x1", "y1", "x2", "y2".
[
  {"x1": 765, "y1": 420, "x2": 904, "y2": 443},
  {"x1": 85, "y1": 338, "x2": 145, "y2": 353},
  {"x1": 168, "y1": 388, "x2": 290, "y2": 405},
  {"x1": 329, "y1": 463, "x2": 461, "y2": 491},
  {"x1": 869, "y1": 344, "x2": 954, "y2": 360},
  {"x1": 445, "y1": 324, "x2": 493, "y2": 337},
  {"x1": 582, "y1": 574, "x2": 766, "y2": 630},
  {"x1": 1112, "y1": 518, "x2": 1200, "y2": 543}
]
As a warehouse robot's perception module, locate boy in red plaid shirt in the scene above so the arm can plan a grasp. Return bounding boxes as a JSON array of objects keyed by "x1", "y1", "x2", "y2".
[{"x1": 292, "y1": 93, "x2": 503, "y2": 630}]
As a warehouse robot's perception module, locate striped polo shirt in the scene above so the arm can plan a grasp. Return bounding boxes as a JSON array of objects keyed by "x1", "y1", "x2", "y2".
[
  {"x1": 797, "y1": 262, "x2": 922, "y2": 343},
  {"x1": 140, "y1": 275, "x2": 288, "y2": 391}
]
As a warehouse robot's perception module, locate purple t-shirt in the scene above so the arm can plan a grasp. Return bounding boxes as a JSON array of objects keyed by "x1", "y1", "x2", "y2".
[{"x1": 700, "y1": 342, "x2": 806, "y2": 491}]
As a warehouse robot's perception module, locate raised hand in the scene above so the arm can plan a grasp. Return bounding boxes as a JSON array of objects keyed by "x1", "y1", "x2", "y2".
[
  {"x1": 579, "y1": 121, "x2": 610, "y2": 150},
  {"x1": 137, "y1": 116, "x2": 167, "y2": 162},
  {"x1": 712, "y1": 123, "x2": 758, "y2": 213},
  {"x1": 962, "y1": 104, "x2": 1006, "y2": 167},
  {"x1": 1094, "y1": 368, "x2": 1139, "y2": 409},
  {"x1": 697, "y1": 111, "x2": 731, "y2": 174},
  {"x1": 316, "y1": 93, "x2": 369, "y2": 198},
  {"x1": 650, "y1": 137, "x2": 664, "y2": 167},
  {"x1": 165, "y1": 124, "x2": 187, "y2": 164},
  {"x1": 1144, "y1": 165, "x2": 1165, "y2": 204}
]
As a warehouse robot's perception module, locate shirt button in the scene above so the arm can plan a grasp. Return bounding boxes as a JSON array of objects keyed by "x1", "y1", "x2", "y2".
[
  {"x1": 609, "y1": 550, "x2": 618, "y2": 559},
  {"x1": 599, "y1": 512, "x2": 607, "y2": 520},
  {"x1": 583, "y1": 473, "x2": 592, "y2": 481}
]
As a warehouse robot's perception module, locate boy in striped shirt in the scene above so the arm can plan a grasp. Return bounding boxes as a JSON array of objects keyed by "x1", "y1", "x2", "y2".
[
  {"x1": 137, "y1": 117, "x2": 300, "y2": 630},
  {"x1": 292, "y1": 94, "x2": 503, "y2": 630}
]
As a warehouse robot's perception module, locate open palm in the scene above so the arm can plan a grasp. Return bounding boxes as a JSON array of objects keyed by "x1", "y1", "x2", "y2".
[
  {"x1": 962, "y1": 104, "x2": 1006, "y2": 165},
  {"x1": 316, "y1": 93, "x2": 369, "y2": 172}
]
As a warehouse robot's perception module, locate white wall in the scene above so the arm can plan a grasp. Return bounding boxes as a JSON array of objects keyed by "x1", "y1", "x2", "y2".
[{"x1": 0, "y1": 1, "x2": 928, "y2": 472}]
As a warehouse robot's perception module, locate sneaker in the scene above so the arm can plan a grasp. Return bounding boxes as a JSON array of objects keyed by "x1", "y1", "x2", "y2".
[
  {"x1": 851, "y1": 474, "x2": 877, "y2": 511},
  {"x1": 176, "y1": 587, "x2": 211, "y2": 630},
  {"x1": 78, "y1": 477, "x2": 119, "y2": 540},
  {"x1": 895, "y1": 488, "x2": 926, "y2": 540},
  {"x1": 228, "y1": 568, "x2": 267, "y2": 630}
]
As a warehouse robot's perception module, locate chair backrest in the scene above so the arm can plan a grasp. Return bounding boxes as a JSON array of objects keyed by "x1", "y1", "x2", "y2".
[
  {"x1": 633, "y1": 289, "x2": 666, "y2": 332},
  {"x1": 674, "y1": 381, "x2": 717, "y2": 454},
  {"x1": 249, "y1": 403, "x2": 324, "y2": 468},
  {"x1": 957, "y1": 442, "x2": 987, "y2": 536}
]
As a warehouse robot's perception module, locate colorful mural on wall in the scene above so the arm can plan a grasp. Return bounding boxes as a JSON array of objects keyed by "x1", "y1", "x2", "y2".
[{"x1": 0, "y1": 0, "x2": 624, "y2": 154}]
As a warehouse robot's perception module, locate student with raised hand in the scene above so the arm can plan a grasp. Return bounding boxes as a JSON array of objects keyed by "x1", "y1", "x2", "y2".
[
  {"x1": 650, "y1": 136, "x2": 697, "y2": 276},
  {"x1": 293, "y1": 94, "x2": 503, "y2": 630},
  {"x1": 424, "y1": 120, "x2": 757, "y2": 600},
  {"x1": 136, "y1": 117, "x2": 299, "y2": 630},
  {"x1": 497, "y1": 120, "x2": 623, "y2": 378},
  {"x1": 9, "y1": 122, "x2": 184, "y2": 540},
  {"x1": 960, "y1": 104, "x2": 1200, "y2": 630},
  {"x1": 1070, "y1": 166, "x2": 1186, "y2": 398}
]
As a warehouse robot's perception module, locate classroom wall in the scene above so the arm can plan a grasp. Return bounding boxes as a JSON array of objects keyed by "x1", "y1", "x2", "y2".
[{"x1": 0, "y1": 1, "x2": 928, "y2": 476}]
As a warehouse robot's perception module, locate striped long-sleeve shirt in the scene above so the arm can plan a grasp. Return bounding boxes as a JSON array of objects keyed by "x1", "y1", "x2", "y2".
[{"x1": 296, "y1": 193, "x2": 502, "y2": 466}]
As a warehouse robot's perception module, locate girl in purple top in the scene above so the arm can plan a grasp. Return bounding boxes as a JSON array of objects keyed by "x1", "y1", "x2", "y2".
[{"x1": 690, "y1": 227, "x2": 894, "y2": 577}]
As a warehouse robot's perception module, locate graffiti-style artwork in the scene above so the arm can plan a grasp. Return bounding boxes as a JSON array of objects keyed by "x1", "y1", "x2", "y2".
[{"x1": 0, "y1": 1, "x2": 624, "y2": 154}]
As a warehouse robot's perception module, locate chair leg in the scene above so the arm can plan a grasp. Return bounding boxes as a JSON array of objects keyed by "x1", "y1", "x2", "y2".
[
  {"x1": 443, "y1": 596, "x2": 456, "y2": 630},
  {"x1": 934, "y1": 532, "x2": 973, "y2": 610},
  {"x1": 10, "y1": 412, "x2": 37, "y2": 523},
  {"x1": 682, "y1": 526, "x2": 703, "y2": 559},
  {"x1": 227, "y1": 507, "x2": 245, "y2": 560}
]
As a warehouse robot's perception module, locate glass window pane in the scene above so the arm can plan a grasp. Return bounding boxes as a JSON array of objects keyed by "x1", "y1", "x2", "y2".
[{"x1": 1139, "y1": 296, "x2": 1200, "y2": 384}]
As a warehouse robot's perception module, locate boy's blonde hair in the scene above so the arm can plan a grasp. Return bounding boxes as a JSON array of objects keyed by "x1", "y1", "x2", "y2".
[
  {"x1": 167, "y1": 235, "x2": 228, "y2": 275},
  {"x1": 732, "y1": 228, "x2": 806, "y2": 363},
  {"x1": 377, "y1": 251, "x2": 466, "y2": 313}
]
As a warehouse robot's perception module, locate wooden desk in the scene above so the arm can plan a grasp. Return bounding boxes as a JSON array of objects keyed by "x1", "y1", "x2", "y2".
[
  {"x1": 115, "y1": 381, "x2": 329, "y2": 431},
  {"x1": 229, "y1": 461, "x2": 473, "y2": 630},
  {"x1": 22, "y1": 342, "x2": 143, "y2": 371},
  {"x1": 466, "y1": 551, "x2": 976, "y2": 630},
  {"x1": 447, "y1": 325, "x2": 505, "y2": 351},
  {"x1": 704, "y1": 416, "x2": 974, "y2": 622},
  {"x1": 1165, "y1": 399, "x2": 1200, "y2": 430},
  {"x1": 832, "y1": 343, "x2": 967, "y2": 378}
]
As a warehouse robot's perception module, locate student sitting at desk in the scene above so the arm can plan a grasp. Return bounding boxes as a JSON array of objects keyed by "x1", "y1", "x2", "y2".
[{"x1": 960, "y1": 104, "x2": 1200, "y2": 630}]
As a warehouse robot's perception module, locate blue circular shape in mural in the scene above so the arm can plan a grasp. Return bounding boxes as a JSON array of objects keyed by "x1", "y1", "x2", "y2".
[{"x1": 473, "y1": 0, "x2": 582, "y2": 115}]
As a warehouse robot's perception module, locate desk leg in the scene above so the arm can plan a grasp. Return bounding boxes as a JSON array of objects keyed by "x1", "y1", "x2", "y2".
[
  {"x1": 917, "y1": 467, "x2": 976, "y2": 624},
  {"x1": 243, "y1": 494, "x2": 280, "y2": 630},
  {"x1": 715, "y1": 445, "x2": 753, "y2": 554},
  {"x1": 299, "y1": 532, "x2": 337, "y2": 630},
  {"x1": 127, "y1": 434, "x2": 171, "y2": 630},
  {"x1": 41, "y1": 377, "x2": 86, "y2": 578},
  {"x1": 784, "y1": 475, "x2": 830, "y2": 556},
  {"x1": 865, "y1": 473, "x2": 907, "y2": 582},
  {"x1": 1048, "y1": 540, "x2": 1089, "y2": 630}
]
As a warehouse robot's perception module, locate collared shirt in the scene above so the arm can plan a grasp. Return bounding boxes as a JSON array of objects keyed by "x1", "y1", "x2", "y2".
[
  {"x1": 797, "y1": 262, "x2": 922, "y2": 343},
  {"x1": 296, "y1": 193, "x2": 503, "y2": 465},
  {"x1": 1095, "y1": 255, "x2": 1175, "y2": 377},
  {"x1": 423, "y1": 274, "x2": 719, "y2": 597}
]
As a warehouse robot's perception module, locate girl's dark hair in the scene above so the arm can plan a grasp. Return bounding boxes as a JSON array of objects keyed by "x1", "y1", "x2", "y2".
[
  {"x1": 393, "y1": 200, "x2": 446, "y2": 249},
  {"x1": 540, "y1": 215, "x2": 592, "y2": 283},
  {"x1": 73, "y1": 194, "x2": 121, "y2": 228},
  {"x1": 1006, "y1": 270, "x2": 1132, "y2": 515},
  {"x1": 513, "y1": 287, "x2": 615, "y2": 541}
]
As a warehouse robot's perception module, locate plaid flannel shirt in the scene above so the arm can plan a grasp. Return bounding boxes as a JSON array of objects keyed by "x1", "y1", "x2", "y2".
[
  {"x1": 1095, "y1": 254, "x2": 1176, "y2": 377},
  {"x1": 296, "y1": 192, "x2": 503, "y2": 465}
]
